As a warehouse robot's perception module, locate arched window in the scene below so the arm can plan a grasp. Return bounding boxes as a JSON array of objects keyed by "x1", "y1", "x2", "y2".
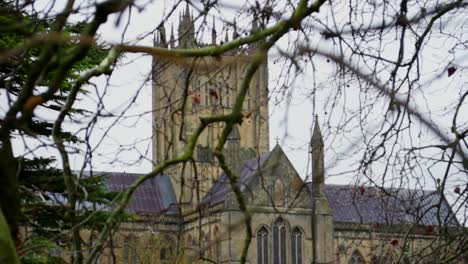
[
  {"x1": 291, "y1": 228, "x2": 302, "y2": 264},
  {"x1": 257, "y1": 226, "x2": 269, "y2": 264},
  {"x1": 160, "y1": 235, "x2": 174, "y2": 262},
  {"x1": 273, "y1": 218, "x2": 287, "y2": 264},
  {"x1": 205, "y1": 82, "x2": 210, "y2": 106},
  {"x1": 214, "y1": 226, "x2": 221, "y2": 263},
  {"x1": 349, "y1": 250, "x2": 364, "y2": 264},
  {"x1": 160, "y1": 248, "x2": 167, "y2": 261},
  {"x1": 123, "y1": 237, "x2": 137, "y2": 264},
  {"x1": 204, "y1": 232, "x2": 212, "y2": 258},
  {"x1": 186, "y1": 234, "x2": 193, "y2": 247}
]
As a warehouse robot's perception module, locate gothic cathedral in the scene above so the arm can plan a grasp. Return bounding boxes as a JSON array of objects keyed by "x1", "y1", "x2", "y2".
[{"x1": 98, "y1": 6, "x2": 461, "y2": 264}]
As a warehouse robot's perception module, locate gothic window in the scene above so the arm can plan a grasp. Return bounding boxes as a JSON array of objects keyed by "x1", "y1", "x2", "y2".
[
  {"x1": 349, "y1": 250, "x2": 364, "y2": 264},
  {"x1": 205, "y1": 82, "x2": 210, "y2": 106},
  {"x1": 160, "y1": 236, "x2": 174, "y2": 262},
  {"x1": 257, "y1": 226, "x2": 269, "y2": 264},
  {"x1": 123, "y1": 237, "x2": 137, "y2": 264},
  {"x1": 247, "y1": 86, "x2": 251, "y2": 111},
  {"x1": 291, "y1": 228, "x2": 302, "y2": 264},
  {"x1": 214, "y1": 226, "x2": 221, "y2": 263},
  {"x1": 186, "y1": 234, "x2": 193, "y2": 247},
  {"x1": 273, "y1": 218, "x2": 287, "y2": 264},
  {"x1": 204, "y1": 232, "x2": 212, "y2": 258},
  {"x1": 197, "y1": 145, "x2": 214, "y2": 162},
  {"x1": 160, "y1": 248, "x2": 167, "y2": 261}
]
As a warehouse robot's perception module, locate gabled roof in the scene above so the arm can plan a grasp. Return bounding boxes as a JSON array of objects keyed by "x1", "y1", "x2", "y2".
[
  {"x1": 199, "y1": 146, "x2": 459, "y2": 227},
  {"x1": 309, "y1": 184, "x2": 459, "y2": 227},
  {"x1": 88, "y1": 172, "x2": 177, "y2": 215},
  {"x1": 83, "y1": 146, "x2": 459, "y2": 227},
  {"x1": 199, "y1": 152, "x2": 271, "y2": 207}
]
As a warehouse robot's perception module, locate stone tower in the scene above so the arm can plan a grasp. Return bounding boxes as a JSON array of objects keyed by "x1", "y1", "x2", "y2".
[{"x1": 152, "y1": 11, "x2": 270, "y2": 205}]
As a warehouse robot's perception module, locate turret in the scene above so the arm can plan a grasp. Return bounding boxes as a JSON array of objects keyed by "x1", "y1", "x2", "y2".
[
  {"x1": 178, "y1": 2, "x2": 195, "y2": 48},
  {"x1": 152, "y1": 22, "x2": 166, "y2": 55},
  {"x1": 252, "y1": 18, "x2": 259, "y2": 33},
  {"x1": 155, "y1": 23, "x2": 167, "y2": 48},
  {"x1": 169, "y1": 24, "x2": 175, "y2": 49},
  {"x1": 211, "y1": 17, "x2": 217, "y2": 45},
  {"x1": 311, "y1": 115, "x2": 324, "y2": 195},
  {"x1": 232, "y1": 19, "x2": 239, "y2": 39},
  {"x1": 310, "y1": 115, "x2": 334, "y2": 264}
]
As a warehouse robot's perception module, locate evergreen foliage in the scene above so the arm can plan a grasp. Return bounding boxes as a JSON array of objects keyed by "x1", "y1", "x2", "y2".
[{"x1": 1, "y1": 2, "x2": 122, "y2": 262}]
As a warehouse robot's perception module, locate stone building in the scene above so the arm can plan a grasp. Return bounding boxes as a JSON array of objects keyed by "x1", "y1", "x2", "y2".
[{"x1": 94, "y1": 6, "x2": 462, "y2": 264}]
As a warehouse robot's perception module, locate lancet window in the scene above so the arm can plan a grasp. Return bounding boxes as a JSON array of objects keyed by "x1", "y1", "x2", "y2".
[
  {"x1": 257, "y1": 226, "x2": 269, "y2": 264},
  {"x1": 291, "y1": 227, "x2": 302, "y2": 264},
  {"x1": 273, "y1": 218, "x2": 287, "y2": 264},
  {"x1": 349, "y1": 250, "x2": 364, "y2": 264}
]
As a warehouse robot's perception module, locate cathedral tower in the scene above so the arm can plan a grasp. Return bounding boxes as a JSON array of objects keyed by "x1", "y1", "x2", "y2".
[{"x1": 152, "y1": 12, "x2": 270, "y2": 205}]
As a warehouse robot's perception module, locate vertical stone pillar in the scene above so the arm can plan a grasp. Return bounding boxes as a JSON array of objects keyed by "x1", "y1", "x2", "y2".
[{"x1": 311, "y1": 116, "x2": 334, "y2": 263}]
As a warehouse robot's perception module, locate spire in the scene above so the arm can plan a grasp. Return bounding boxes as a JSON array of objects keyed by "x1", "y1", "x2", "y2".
[
  {"x1": 157, "y1": 22, "x2": 167, "y2": 47},
  {"x1": 154, "y1": 31, "x2": 159, "y2": 46},
  {"x1": 252, "y1": 18, "x2": 259, "y2": 32},
  {"x1": 170, "y1": 24, "x2": 175, "y2": 48},
  {"x1": 185, "y1": 1, "x2": 190, "y2": 18},
  {"x1": 211, "y1": 17, "x2": 217, "y2": 45},
  {"x1": 311, "y1": 115, "x2": 324, "y2": 186},
  {"x1": 310, "y1": 115, "x2": 334, "y2": 263},
  {"x1": 232, "y1": 18, "x2": 239, "y2": 39},
  {"x1": 178, "y1": 2, "x2": 195, "y2": 48}
]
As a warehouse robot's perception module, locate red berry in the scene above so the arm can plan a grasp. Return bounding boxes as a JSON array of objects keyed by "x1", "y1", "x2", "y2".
[
  {"x1": 209, "y1": 89, "x2": 219, "y2": 100},
  {"x1": 192, "y1": 94, "x2": 200, "y2": 105},
  {"x1": 391, "y1": 239, "x2": 398, "y2": 246},
  {"x1": 426, "y1": 225, "x2": 434, "y2": 234},
  {"x1": 360, "y1": 186, "x2": 365, "y2": 195}
]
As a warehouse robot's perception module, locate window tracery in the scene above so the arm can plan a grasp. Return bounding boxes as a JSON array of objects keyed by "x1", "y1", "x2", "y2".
[
  {"x1": 160, "y1": 235, "x2": 174, "y2": 262},
  {"x1": 123, "y1": 237, "x2": 137, "y2": 264},
  {"x1": 214, "y1": 226, "x2": 221, "y2": 263},
  {"x1": 291, "y1": 227, "x2": 302, "y2": 264},
  {"x1": 257, "y1": 226, "x2": 269, "y2": 264},
  {"x1": 273, "y1": 218, "x2": 287, "y2": 264},
  {"x1": 349, "y1": 250, "x2": 364, "y2": 264}
]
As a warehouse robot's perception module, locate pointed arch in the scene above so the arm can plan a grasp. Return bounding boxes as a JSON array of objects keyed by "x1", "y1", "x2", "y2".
[
  {"x1": 204, "y1": 231, "x2": 211, "y2": 258},
  {"x1": 186, "y1": 234, "x2": 193, "y2": 247},
  {"x1": 273, "y1": 217, "x2": 288, "y2": 264},
  {"x1": 160, "y1": 235, "x2": 174, "y2": 261},
  {"x1": 214, "y1": 225, "x2": 221, "y2": 263},
  {"x1": 257, "y1": 225, "x2": 269, "y2": 264},
  {"x1": 291, "y1": 227, "x2": 303, "y2": 264},
  {"x1": 123, "y1": 236, "x2": 137, "y2": 264},
  {"x1": 349, "y1": 249, "x2": 365, "y2": 264}
]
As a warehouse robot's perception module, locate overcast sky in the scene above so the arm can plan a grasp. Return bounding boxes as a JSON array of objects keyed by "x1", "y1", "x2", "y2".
[{"x1": 9, "y1": 0, "x2": 467, "y2": 192}]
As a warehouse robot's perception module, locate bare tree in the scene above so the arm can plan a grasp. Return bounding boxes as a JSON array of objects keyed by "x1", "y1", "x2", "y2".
[{"x1": 0, "y1": 0, "x2": 467, "y2": 263}]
